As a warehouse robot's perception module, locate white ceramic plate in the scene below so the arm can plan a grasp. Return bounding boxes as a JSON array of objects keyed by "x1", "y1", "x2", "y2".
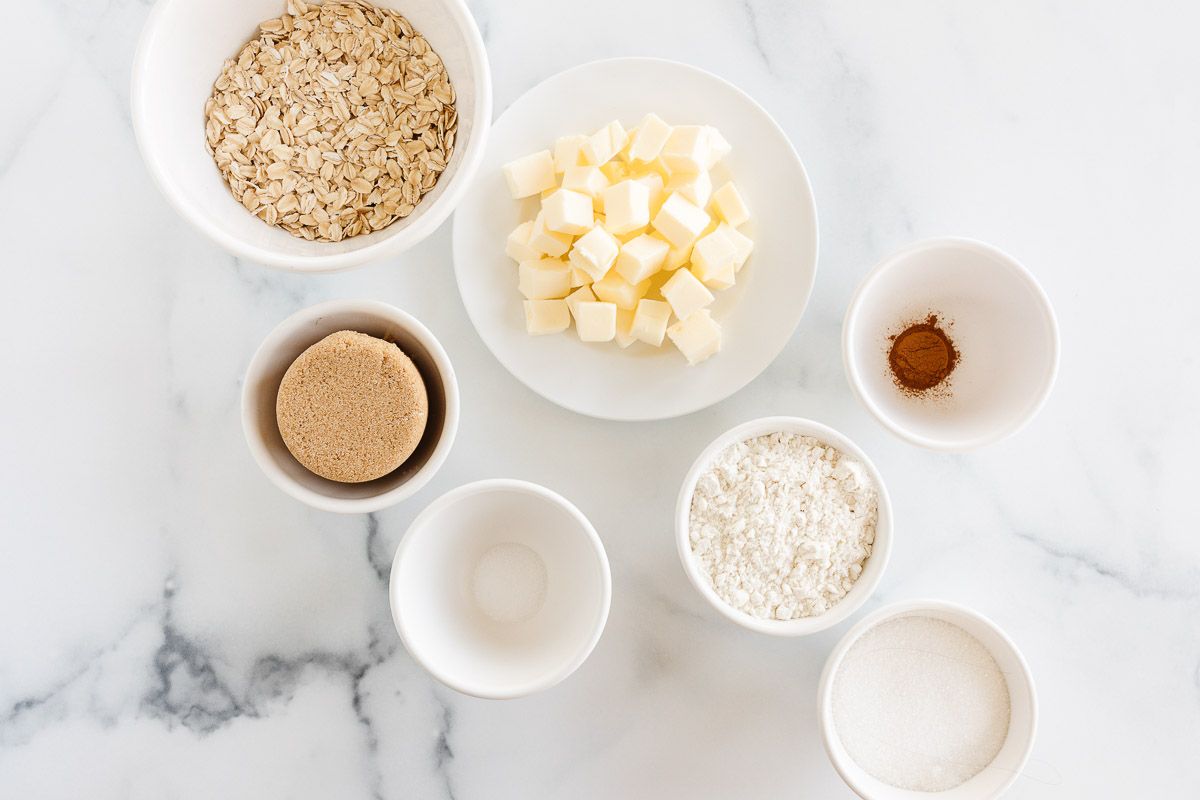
[{"x1": 452, "y1": 58, "x2": 818, "y2": 421}]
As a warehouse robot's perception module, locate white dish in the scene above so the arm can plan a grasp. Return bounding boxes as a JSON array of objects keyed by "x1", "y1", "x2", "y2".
[
  {"x1": 452, "y1": 58, "x2": 818, "y2": 421},
  {"x1": 675, "y1": 416, "x2": 892, "y2": 636},
  {"x1": 389, "y1": 479, "x2": 611, "y2": 699},
  {"x1": 843, "y1": 237, "x2": 1059, "y2": 451},
  {"x1": 818, "y1": 599, "x2": 1037, "y2": 800},
  {"x1": 132, "y1": 0, "x2": 491, "y2": 272},
  {"x1": 242, "y1": 299, "x2": 459, "y2": 513}
]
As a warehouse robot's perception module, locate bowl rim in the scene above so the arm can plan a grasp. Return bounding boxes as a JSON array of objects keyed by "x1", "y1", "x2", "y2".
[
  {"x1": 451, "y1": 55, "x2": 820, "y2": 421},
  {"x1": 841, "y1": 236, "x2": 1061, "y2": 452},
  {"x1": 388, "y1": 478, "x2": 613, "y2": 699},
  {"x1": 674, "y1": 416, "x2": 892, "y2": 637},
  {"x1": 130, "y1": 0, "x2": 493, "y2": 273},
  {"x1": 240, "y1": 298, "x2": 460, "y2": 513},
  {"x1": 816, "y1": 598, "x2": 1039, "y2": 800}
]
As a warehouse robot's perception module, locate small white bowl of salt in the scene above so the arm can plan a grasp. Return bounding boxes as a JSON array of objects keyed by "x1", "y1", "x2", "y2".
[
  {"x1": 389, "y1": 479, "x2": 611, "y2": 699},
  {"x1": 818, "y1": 599, "x2": 1037, "y2": 800}
]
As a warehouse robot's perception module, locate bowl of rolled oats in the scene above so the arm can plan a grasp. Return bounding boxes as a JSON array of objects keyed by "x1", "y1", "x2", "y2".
[{"x1": 132, "y1": 0, "x2": 491, "y2": 271}]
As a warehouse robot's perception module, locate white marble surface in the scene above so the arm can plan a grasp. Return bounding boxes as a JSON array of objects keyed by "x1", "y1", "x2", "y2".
[{"x1": 2, "y1": 0, "x2": 1198, "y2": 796}]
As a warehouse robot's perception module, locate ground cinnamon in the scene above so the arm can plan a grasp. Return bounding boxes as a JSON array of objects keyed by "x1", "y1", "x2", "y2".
[{"x1": 888, "y1": 315, "x2": 958, "y2": 394}]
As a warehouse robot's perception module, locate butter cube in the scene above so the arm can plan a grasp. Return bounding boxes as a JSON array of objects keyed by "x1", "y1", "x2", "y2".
[
  {"x1": 570, "y1": 266, "x2": 593, "y2": 287},
  {"x1": 524, "y1": 299, "x2": 570, "y2": 335},
  {"x1": 710, "y1": 181, "x2": 749, "y2": 227},
  {"x1": 553, "y1": 134, "x2": 587, "y2": 173},
  {"x1": 565, "y1": 285, "x2": 597, "y2": 319},
  {"x1": 691, "y1": 229, "x2": 739, "y2": 288},
  {"x1": 592, "y1": 272, "x2": 651, "y2": 310},
  {"x1": 627, "y1": 113, "x2": 673, "y2": 163},
  {"x1": 614, "y1": 308, "x2": 637, "y2": 349},
  {"x1": 542, "y1": 189, "x2": 594, "y2": 235},
  {"x1": 529, "y1": 210, "x2": 572, "y2": 257},
  {"x1": 652, "y1": 192, "x2": 710, "y2": 249},
  {"x1": 582, "y1": 120, "x2": 628, "y2": 166},
  {"x1": 567, "y1": 225, "x2": 620, "y2": 282},
  {"x1": 666, "y1": 170, "x2": 712, "y2": 209},
  {"x1": 518, "y1": 258, "x2": 571, "y2": 300},
  {"x1": 602, "y1": 180, "x2": 651, "y2": 235},
  {"x1": 705, "y1": 126, "x2": 732, "y2": 168},
  {"x1": 574, "y1": 301, "x2": 617, "y2": 342},
  {"x1": 718, "y1": 222, "x2": 754, "y2": 271},
  {"x1": 503, "y1": 150, "x2": 556, "y2": 198},
  {"x1": 661, "y1": 267, "x2": 715, "y2": 319},
  {"x1": 561, "y1": 166, "x2": 609, "y2": 203},
  {"x1": 660, "y1": 125, "x2": 710, "y2": 174},
  {"x1": 505, "y1": 221, "x2": 539, "y2": 262},
  {"x1": 630, "y1": 298, "x2": 672, "y2": 347},
  {"x1": 600, "y1": 160, "x2": 631, "y2": 183},
  {"x1": 614, "y1": 234, "x2": 670, "y2": 284},
  {"x1": 633, "y1": 172, "x2": 666, "y2": 215},
  {"x1": 663, "y1": 243, "x2": 692, "y2": 271},
  {"x1": 667, "y1": 310, "x2": 722, "y2": 365}
]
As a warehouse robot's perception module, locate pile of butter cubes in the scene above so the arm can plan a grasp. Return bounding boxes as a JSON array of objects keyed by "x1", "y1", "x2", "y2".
[{"x1": 502, "y1": 114, "x2": 752, "y2": 365}]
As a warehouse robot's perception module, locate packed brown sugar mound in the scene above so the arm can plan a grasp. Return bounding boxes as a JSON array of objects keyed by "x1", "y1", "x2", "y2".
[{"x1": 277, "y1": 330, "x2": 428, "y2": 482}]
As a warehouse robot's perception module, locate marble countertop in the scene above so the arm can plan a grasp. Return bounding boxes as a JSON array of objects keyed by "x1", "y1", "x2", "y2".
[{"x1": 2, "y1": 0, "x2": 1198, "y2": 796}]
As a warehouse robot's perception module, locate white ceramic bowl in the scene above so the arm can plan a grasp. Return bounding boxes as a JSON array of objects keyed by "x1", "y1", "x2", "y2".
[
  {"x1": 843, "y1": 237, "x2": 1059, "y2": 451},
  {"x1": 452, "y1": 57, "x2": 819, "y2": 421},
  {"x1": 675, "y1": 416, "x2": 892, "y2": 636},
  {"x1": 242, "y1": 299, "x2": 459, "y2": 513},
  {"x1": 389, "y1": 480, "x2": 611, "y2": 699},
  {"x1": 817, "y1": 599, "x2": 1038, "y2": 800},
  {"x1": 132, "y1": 0, "x2": 491, "y2": 272}
]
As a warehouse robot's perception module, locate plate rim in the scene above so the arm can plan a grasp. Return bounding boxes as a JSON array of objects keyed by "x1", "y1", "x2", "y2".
[{"x1": 452, "y1": 56, "x2": 820, "y2": 422}]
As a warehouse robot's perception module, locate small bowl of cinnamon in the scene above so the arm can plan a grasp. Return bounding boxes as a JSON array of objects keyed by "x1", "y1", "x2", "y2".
[{"x1": 842, "y1": 237, "x2": 1059, "y2": 451}]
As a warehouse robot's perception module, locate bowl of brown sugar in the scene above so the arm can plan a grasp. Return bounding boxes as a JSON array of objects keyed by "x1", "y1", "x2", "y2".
[{"x1": 842, "y1": 237, "x2": 1059, "y2": 451}]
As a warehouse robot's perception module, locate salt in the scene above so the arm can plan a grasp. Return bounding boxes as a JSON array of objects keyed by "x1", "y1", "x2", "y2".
[
  {"x1": 471, "y1": 542, "x2": 547, "y2": 623},
  {"x1": 831, "y1": 615, "x2": 1011, "y2": 792}
]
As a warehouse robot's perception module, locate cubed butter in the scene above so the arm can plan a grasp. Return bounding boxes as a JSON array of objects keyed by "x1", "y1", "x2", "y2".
[
  {"x1": 518, "y1": 258, "x2": 571, "y2": 300},
  {"x1": 505, "y1": 220, "x2": 540, "y2": 262},
  {"x1": 705, "y1": 126, "x2": 732, "y2": 168},
  {"x1": 630, "y1": 298, "x2": 672, "y2": 347},
  {"x1": 710, "y1": 181, "x2": 749, "y2": 227},
  {"x1": 660, "y1": 267, "x2": 715, "y2": 319},
  {"x1": 502, "y1": 150, "x2": 556, "y2": 198},
  {"x1": 542, "y1": 189, "x2": 594, "y2": 235},
  {"x1": 524, "y1": 299, "x2": 570, "y2": 335},
  {"x1": 666, "y1": 170, "x2": 712, "y2": 209},
  {"x1": 570, "y1": 266, "x2": 593, "y2": 287},
  {"x1": 614, "y1": 233, "x2": 670, "y2": 284},
  {"x1": 660, "y1": 125, "x2": 710, "y2": 174},
  {"x1": 592, "y1": 272, "x2": 651, "y2": 310},
  {"x1": 614, "y1": 308, "x2": 637, "y2": 349},
  {"x1": 567, "y1": 225, "x2": 620, "y2": 281},
  {"x1": 633, "y1": 172, "x2": 667, "y2": 215},
  {"x1": 553, "y1": 134, "x2": 587, "y2": 173},
  {"x1": 718, "y1": 222, "x2": 754, "y2": 270},
  {"x1": 600, "y1": 160, "x2": 631, "y2": 183},
  {"x1": 667, "y1": 310, "x2": 722, "y2": 365},
  {"x1": 582, "y1": 120, "x2": 628, "y2": 166},
  {"x1": 627, "y1": 113, "x2": 672, "y2": 163},
  {"x1": 602, "y1": 180, "x2": 651, "y2": 235},
  {"x1": 529, "y1": 210, "x2": 572, "y2": 257},
  {"x1": 561, "y1": 166, "x2": 609, "y2": 203},
  {"x1": 574, "y1": 301, "x2": 617, "y2": 342},
  {"x1": 691, "y1": 229, "x2": 738, "y2": 288},
  {"x1": 652, "y1": 192, "x2": 710, "y2": 249},
  {"x1": 565, "y1": 285, "x2": 597, "y2": 319},
  {"x1": 663, "y1": 242, "x2": 691, "y2": 271}
]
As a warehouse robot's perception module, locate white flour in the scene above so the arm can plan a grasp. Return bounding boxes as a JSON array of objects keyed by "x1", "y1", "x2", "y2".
[
  {"x1": 688, "y1": 432, "x2": 878, "y2": 620},
  {"x1": 472, "y1": 542, "x2": 547, "y2": 623}
]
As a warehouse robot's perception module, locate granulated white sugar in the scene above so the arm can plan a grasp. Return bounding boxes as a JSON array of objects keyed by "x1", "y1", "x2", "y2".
[
  {"x1": 831, "y1": 615, "x2": 1012, "y2": 792},
  {"x1": 471, "y1": 543, "x2": 547, "y2": 623}
]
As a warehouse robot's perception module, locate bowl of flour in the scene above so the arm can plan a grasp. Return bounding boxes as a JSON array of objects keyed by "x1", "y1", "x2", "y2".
[{"x1": 675, "y1": 416, "x2": 893, "y2": 636}]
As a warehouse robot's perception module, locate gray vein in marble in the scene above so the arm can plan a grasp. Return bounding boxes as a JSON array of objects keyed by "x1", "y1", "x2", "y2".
[
  {"x1": 365, "y1": 513, "x2": 391, "y2": 583},
  {"x1": 741, "y1": 1, "x2": 776, "y2": 77},
  {"x1": 432, "y1": 691, "x2": 457, "y2": 800}
]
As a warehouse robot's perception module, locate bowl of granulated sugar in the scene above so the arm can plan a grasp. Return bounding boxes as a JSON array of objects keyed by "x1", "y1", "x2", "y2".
[{"x1": 818, "y1": 599, "x2": 1037, "y2": 800}]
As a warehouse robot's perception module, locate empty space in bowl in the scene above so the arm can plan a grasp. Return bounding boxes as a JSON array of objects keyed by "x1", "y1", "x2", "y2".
[
  {"x1": 245, "y1": 306, "x2": 448, "y2": 501},
  {"x1": 848, "y1": 242, "x2": 1056, "y2": 446},
  {"x1": 135, "y1": 0, "x2": 483, "y2": 261},
  {"x1": 823, "y1": 605, "x2": 1036, "y2": 799},
  {"x1": 392, "y1": 486, "x2": 608, "y2": 694}
]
